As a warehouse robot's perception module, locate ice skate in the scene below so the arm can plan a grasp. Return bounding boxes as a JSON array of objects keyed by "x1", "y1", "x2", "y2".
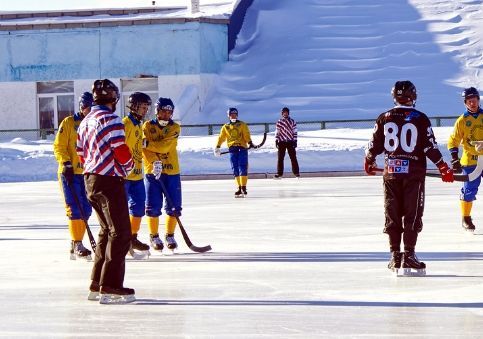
[
  {"x1": 234, "y1": 186, "x2": 245, "y2": 198},
  {"x1": 87, "y1": 280, "x2": 100, "y2": 301},
  {"x1": 99, "y1": 286, "x2": 135, "y2": 304},
  {"x1": 165, "y1": 233, "x2": 178, "y2": 253},
  {"x1": 150, "y1": 233, "x2": 164, "y2": 251},
  {"x1": 402, "y1": 251, "x2": 426, "y2": 276},
  {"x1": 129, "y1": 234, "x2": 150, "y2": 259},
  {"x1": 387, "y1": 251, "x2": 402, "y2": 276},
  {"x1": 241, "y1": 186, "x2": 247, "y2": 196},
  {"x1": 462, "y1": 216, "x2": 476, "y2": 232},
  {"x1": 70, "y1": 240, "x2": 92, "y2": 261},
  {"x1": 273, "y1": 174, "x2": 283, "y2": 180}
]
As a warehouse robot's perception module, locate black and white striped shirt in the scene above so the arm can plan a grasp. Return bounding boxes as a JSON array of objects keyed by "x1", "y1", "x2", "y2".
[{"x1": 275, "y1": 117, "x2": 297, "y2": 142}]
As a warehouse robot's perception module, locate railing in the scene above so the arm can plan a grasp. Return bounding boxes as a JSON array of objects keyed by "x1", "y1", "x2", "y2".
[{"x1": 0, "y1": 116, "x2": 459, "y2": 140}]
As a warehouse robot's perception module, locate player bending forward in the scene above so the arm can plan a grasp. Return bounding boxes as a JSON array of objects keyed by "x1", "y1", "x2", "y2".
[{"x1": 364, "y1": 80, "x2": 454, "y2": 276}]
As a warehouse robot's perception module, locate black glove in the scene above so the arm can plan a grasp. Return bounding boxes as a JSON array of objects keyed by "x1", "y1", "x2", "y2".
[
  {"x1": 62, "y1": 162, "x2": 74, "y2": 184},
  {"x1": 249, "y1": 141, "x2": 256, "y2": 149},
  {"x1": 293, "y1": 140, "x2": 297, "y2": 148},
  {"x1": 275, "y1": 140, "x2": 279, "y2": 149},
  {"x1": 364, "y1": 157, "x2": 376, "y2": 175},
  {"x1": 450, "y1": 152, "x2": 462, "y2": 173}
]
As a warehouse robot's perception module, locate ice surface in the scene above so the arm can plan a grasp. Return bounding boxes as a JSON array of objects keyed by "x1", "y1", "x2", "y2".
[{"x1": 1, "y1": 177, "x2": 483, "y2": 337}]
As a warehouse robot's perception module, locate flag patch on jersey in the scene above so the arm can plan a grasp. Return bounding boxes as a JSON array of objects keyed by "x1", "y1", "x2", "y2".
[{"x1": 387, "y1": 159, "x2": 409, "y2": 173}]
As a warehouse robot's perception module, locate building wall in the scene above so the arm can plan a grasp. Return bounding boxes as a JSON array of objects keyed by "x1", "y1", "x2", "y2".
[{"x1": 0, "y1": 21, "x2": 227, "y2": 130}]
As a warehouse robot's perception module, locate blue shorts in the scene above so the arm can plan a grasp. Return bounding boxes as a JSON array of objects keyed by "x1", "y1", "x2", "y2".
[
  {"x1": 124, "y1": 179, "x2": 146, "y2": 217},
  {"x1": 145, "y1": 174, "x2": 182, "y2": 217},
  {"x1": 60, "y1": 174, "x2": 92, "y2": 220},
  {"x1": 229, "y1": 146, "x2": 248, "y2": 177},
  {"x1": 460, "y1": 165, "x2": 482, "y2": 202}
]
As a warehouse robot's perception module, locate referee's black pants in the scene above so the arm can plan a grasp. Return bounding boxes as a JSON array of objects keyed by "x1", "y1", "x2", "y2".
[
  {"x1": 277, "y1": 141, "x2": 300, "y2": 176},
  {"x1": 84, "y1": 174, "x2": 131, "y2": 289}
]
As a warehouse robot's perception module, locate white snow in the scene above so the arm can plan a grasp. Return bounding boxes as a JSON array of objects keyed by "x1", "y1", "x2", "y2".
[{"x1": 0, "y1": 126, "x2": 455, "y2": 183}]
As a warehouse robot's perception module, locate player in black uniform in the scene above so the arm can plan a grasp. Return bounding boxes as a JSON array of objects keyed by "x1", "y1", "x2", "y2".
[{"x1": 364, "y1": 80, "x2": 454, "y2": 276}]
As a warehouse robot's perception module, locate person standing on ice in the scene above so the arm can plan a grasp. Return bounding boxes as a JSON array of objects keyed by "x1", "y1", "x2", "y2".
[
  {"x1": 214, "y1": 107, "x2": 257, "y2": 197},
  {"x1": 274, "y1": 106, "x2": 300, "y2": 178},
  {"x1": 142, "y1": 97, "x2": 182, "y2": 252},
  {"x1": 447, "y1": 87, "x2": 483, "y2": 232},
  {"x1": 76, "y1": 79, "x2": 135, "y2": 304},
  {"x1": 122, "y1": 92, "x2": 152, "y2": 258},
  {"x1": 53, "y1": 92, "x2": 93, "y2": 260},
  {"x1": 364, "y1": 80, "x2": 454, "y2": 276}
]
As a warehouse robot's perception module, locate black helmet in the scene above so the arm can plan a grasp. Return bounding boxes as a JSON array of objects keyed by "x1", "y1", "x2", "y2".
[
  {"x1": 391, "y1": 80, "x2": 417, "y2": 104},
  {"x1": 92, "y1": 79, "x2": 120, "y2": 105},
  {"x1": 462, "y1": 87, "x2": 480, "y2": 101},
  {"x1": 128, "y1": 92, "x2": 152, "y2": 112}
]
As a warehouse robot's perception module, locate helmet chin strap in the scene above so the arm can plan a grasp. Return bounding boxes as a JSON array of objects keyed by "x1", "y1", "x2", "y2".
[{"x1": 230, "y1": 118, "x2": 237, "y2": 123}]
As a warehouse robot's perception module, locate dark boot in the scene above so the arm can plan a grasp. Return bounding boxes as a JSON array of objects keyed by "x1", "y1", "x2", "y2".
[
  {"x1": 387, "y1": 251, "x2": 402, "y2": 271},
  {"x1": 132, "y1": 233, "x2": 150, "y2": 251},
  {"x1": 462, "y1": 216, "x2": 476, "y2": 232},
  {"x1": 235, "y1": 186, "x2": 243, "y2": 197},
  {"x1": 402, "y1": 251, "x2": 426, "y2": 275}
]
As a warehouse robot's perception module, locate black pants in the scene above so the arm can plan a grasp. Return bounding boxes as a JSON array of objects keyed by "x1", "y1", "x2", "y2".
[
  {"x1": 383, "y1": 177, "x2": 425, "y2": 252},
  {"x1": 277, "y1": 141, "x2": 300, "y2": 176},
  {"x1": 84, "y1": 174, "x2": 131, "y2": 289}
]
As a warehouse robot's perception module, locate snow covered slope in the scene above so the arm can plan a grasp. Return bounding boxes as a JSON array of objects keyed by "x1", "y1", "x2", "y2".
[{"x1": 198, "y1": 0, "x2": 483, "y2": 124}]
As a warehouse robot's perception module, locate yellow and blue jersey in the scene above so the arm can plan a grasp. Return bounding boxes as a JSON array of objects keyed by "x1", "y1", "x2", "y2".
[
  {"x1": 123, "y1": 113, "x2": 144, "y2": 181},
  {"x1": 448, "y1": 108, "x2": 483, "y2": 166},
  {"x1": 142, "y1": 119, "x2": 181, "y2": 175},
  {"x1": 216, "y1": 120, "x2": 252, "y2": 148},
  {"x1": 53, "y1": 113, "x2": 84, "y2": 174}
]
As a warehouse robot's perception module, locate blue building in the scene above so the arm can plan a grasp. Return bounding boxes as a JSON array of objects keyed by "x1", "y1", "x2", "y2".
[{"x1": 0, "y1": 5, "x2": 231, "y2": 134}]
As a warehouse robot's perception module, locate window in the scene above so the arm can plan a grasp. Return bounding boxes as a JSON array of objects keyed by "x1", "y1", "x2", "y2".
[
  {"x1": 121, "y1": 78, "x2": 158, "y2": 118},
  {"x1": 37, "y1": 81, "x2": 75, "y2": 136}
]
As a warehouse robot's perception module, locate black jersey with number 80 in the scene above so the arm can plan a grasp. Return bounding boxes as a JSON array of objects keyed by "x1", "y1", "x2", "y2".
[{"x1": 366, "y1": 107, "x2": 444, "y2": 179}]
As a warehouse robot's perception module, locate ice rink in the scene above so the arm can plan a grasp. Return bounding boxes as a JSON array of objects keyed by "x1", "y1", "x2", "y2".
[{"x1": 1, "y1": 176, "x2": 483, "y2": 338}]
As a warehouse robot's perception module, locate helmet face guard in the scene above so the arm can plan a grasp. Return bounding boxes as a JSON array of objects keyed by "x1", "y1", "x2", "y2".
[{"x1": 391, "y1": 80, "x2": 417, "y2": 105}]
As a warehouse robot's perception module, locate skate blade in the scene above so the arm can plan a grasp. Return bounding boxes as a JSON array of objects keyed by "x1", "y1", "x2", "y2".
[
  {"x1": 87, "y1": 291, "x2": 100, "y2": 301},
  {"x1": 235, "y1": 195, "x2": 246, "y2": 199},
  {"x1": 402, "y1": 268, "x2": 426, "y2": 276},
  {"x1": 70, "y1": 253, "x2": 92, "y2": 261},
  {"x1": 99, "y1": 294, "x2": 136, "y2": 304},
  {"x1": 129, "y1": 249, "x2": 150, "y2": 260},
  {"x1": 389, "y1": 268, "x2": 401, "y2": 277}
]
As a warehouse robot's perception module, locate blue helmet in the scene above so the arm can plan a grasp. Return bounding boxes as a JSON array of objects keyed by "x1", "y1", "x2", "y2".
[
  {"x1": 79, "y1": 92, "x2": 93, "y2": 110},
  {"x1": 227, "y1": 107, "x2": 238, "y2": 115},
  {"x1": 155, "y1": 97, "x2": 174, "y2": 112},
  {"x1": 462, "y1": 87, "x2": 480, "y2": 101}
]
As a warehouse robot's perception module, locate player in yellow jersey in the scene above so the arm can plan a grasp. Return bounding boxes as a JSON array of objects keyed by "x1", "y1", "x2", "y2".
[
  {"x1": 142, "y1": 97, "x2": 182, "y2": 252},
  {"x1": 214, "y1": 107, "x2": 256, "y2": 197},
  {"x1": 53, "y1": 92, "x2": 93, "y2": 260},
  {"x1": 122, "y1": 92, "x2": 152, "y2": 257},
  {"x1": 448, "y1": 87, "x2": 483, "y2": 232}
]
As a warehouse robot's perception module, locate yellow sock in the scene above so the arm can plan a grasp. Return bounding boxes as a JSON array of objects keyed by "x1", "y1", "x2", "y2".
[
  {"x1": 69, "y1": 219, "x2": 86, "y2": 241},
  {"x1": 130, "y1": 215, "x2": 142, "y2": 235},
  {"x1": 241, "y1": 175, "x2": 248, "y2": 186},
  {"x1": 166, "y1": 215, "x2": 177, "y2": 234},
  {"x1": 235, "y1": 176, "x2": 241, "y2": 187},
  {"x1": 147, "y1": 216, "x2": 159, "y2": 235},
  {"x1": 461, "y1": 201, "x2": 473, "y2": 217}
]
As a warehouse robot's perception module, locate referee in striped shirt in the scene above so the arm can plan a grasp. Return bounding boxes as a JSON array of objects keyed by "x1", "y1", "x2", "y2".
[
  {"x1": 275, "y1": 107, "x2": 300, "y2": 178},
  {"x1": 77, "y1": 79, "x2": 135, "y2": 299}
]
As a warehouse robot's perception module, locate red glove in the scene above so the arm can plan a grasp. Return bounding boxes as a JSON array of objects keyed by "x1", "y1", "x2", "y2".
[
  {"x1": 364, "y1": 157, "x2": 376, "y2": 175},
  {"x1": 437, "y1": 162, "x2": 454, "y2": 183}
]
